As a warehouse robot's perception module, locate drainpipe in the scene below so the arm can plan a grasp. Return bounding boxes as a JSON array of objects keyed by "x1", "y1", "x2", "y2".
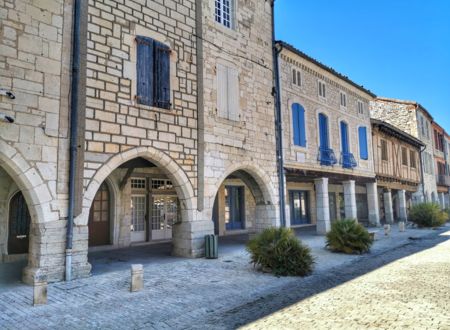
[
  {"x1": 66, "y1": 0, "x2": 82, "y2": 281},
  {"x1": 271, "y1": 1, "x2": 286, "y2": 227},
  {"x1": 419, "y1": 145, "x2": 426, "y2": 202}
]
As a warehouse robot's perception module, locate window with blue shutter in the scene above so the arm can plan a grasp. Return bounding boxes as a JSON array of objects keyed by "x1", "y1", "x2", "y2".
[
  {"x1": 292, "y1": 103, "x2": 306, "y2": 147},
  {"x1": 340, "y1": 121, "x2": 349, "y2": 154},
  {"x1": 319, "y1": 113, "x2": 329, "y2": 149},
  {"x1": 359, "y1": 127, "x2": 369, "y2": 160},
  {"x1": 136, "y1": 36, "x2": 171, "y2": 109}
]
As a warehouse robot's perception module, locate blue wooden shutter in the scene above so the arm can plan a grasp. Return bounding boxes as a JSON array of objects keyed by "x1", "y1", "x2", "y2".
[
  {"x1": 359, "y1": 127, "x2": 368, "y2": 160},
  {"x1": 292, "y1": 103, "x2": 306, "y2": 147},
  {"x1": 319, "y1": 114, "x2": 329, "y2": 149},
  {"x1": 154, "y1": 40, "x2": 171, "y2": 109},
  {"x1": 136, "y1": 36, "x2": 154, "y2": 106},
  {"x1": 340, "y1": 121, "x2": 349, "y2": 153}
]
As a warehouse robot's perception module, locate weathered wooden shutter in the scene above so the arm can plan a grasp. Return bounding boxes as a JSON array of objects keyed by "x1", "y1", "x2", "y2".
[
  {"x1": 154, "y1": 40, "x2": 171, "y2": 109},
  {"x1": 319, "y1": 113, "x2": 329, "y2": 149},
  {"x1": 340, "y1": 121, "x2": 349, "y2": 153},
  {"x1": 136, "y1": 36, "x2": 154, "y2": 106},
  {"x1": 359, "y1": 127, "x2": 368, "y2": 160},
  {"x1": 217, "y1": 63, "x2": 228, "y2": 118},
  {"x1": 227, "y1": 67, "x2": 239, "y2": 121}
]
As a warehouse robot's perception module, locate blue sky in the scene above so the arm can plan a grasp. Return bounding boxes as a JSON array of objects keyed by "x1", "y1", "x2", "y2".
[{"x1": 275, "y1": 0, "x2": 450, "y2": 131}]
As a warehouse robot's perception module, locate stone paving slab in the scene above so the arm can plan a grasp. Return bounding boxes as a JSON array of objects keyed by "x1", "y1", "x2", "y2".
[{"x1": 0, "y1": 225, "x2": 448, "y2": 329}]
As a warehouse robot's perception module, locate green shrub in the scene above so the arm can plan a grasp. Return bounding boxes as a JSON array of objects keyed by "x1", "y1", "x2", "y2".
[
  {"x1": 326, "y1": 219, "x2": 373, "y2": 254},
  {"x1": 409, "y1": 203, "x2": 448, "y2": 228},
  {"x1": 246, "y1": 227, "x2": 314, "y2": 276}
]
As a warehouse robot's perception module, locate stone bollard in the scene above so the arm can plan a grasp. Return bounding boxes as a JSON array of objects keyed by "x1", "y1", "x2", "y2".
[
  {"x1": 399, "y1": 221, "x2": 406, "y2": 232},
  {"x1": 384, "y1": 224, "x2": 391, "y2": 236},
  {"x1": 130, "y1": 264, "x2": 143, "y2": 292},
  {"x1": 33, "y1": 273, "x2": 48, "y2": 306}
]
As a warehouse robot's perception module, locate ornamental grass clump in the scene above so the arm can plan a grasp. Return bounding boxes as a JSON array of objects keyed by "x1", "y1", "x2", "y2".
[
  {"x1": 246, "y1": 227, "x2": 314, "y2": 277},
  {"x1": 409, "y1": 203, "x2": 448, "y2": 228},
  {"x1": 326, "y1": 219, "x2": 373, "y2": 254}
]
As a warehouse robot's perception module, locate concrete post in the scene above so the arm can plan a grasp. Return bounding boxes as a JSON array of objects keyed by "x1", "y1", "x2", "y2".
[
  {"x1": 366, "y1": 182, "x2": 380, "y2": 226},
  {"x1": 384, "y1": 189, "x2": 394, "y2": 224},
  {"x1": 33, "y1": 273, "x2": 47, "y2": 306},
  {"x1": 343, "y1": 180, "x2": 357, "y2": 220},
  {"x1": 397, "y1": 190, "x2": 408, "y2": 222},
  {"x1": 130, "y1": 264, "x2": 144, "y2": 292},
  {"x1": 315, "y1": 178, "x2": 330, "y2": 235}
]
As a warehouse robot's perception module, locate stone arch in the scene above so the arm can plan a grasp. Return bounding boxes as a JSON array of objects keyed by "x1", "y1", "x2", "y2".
[
  {"x1": 0, "y1": 141, "x2": 50, "y2": 224},
  {"x1": 81, "y1": 146, "x2": 195, "y2": 225}
]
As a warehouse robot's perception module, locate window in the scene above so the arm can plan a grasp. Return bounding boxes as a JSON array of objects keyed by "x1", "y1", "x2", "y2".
[
  {"x1": 292, "y1": 103, "x2": 306, "y2": 147},
  {"x1": 131, "y1": 178, "x2": 146, "y2": 189},
  {"x1": 358, "y1": 127, "x2": 369, "y2": 160},
  {"x1": 340, "y1": 92, "x2": 347, "y2": 107},
  {"x1": 420, "y1": 116, "x2": 425, "y2": 136},
  {"x1": 289, "y1": 191, "x2": 310, "y2": 225},
  {"x1": 215, "y1": 0, "x2": 232, "y2": 28},
  {"x1": 131, "y1": 195, "x2": 146, "y2": 232},
  {"x1": 151, "y1": 179, "x2": 173, "y2": 190},
  {"x1": 217, "y1": 63, "x2": 239, "y2": 121},
  {"x1": 292, "y1": 69, "x2": 301, "y2": 86},
  {"x1": 381, "y1": 139, "x2": 388, "y2": 161},
  {"x1": 401, "y1": 147, "x2": 408, "y2": 166},
  {"x1": 136, "y1": 36, "x2": 171, "y2": 109},
  {"x1": 426, "y1": 121, "x2": 430, "y2": 139},
  {"x1": 410, "y1": 150, "x2": 416, "y2": 168},
  {"x1": 357, "y1": 101, "x2": 364, "y2": 115},
  {"x1": 318, "y1": 80, "x2": 326, "y2": 98}
]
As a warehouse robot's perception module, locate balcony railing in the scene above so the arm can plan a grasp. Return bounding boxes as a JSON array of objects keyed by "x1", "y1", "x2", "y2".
[
  {"x1": 318, "y1": 147, "x2": 338, "y2": 166},
  {"x1": 436, "y1": 174, "x2": 450, "y2": 187},
  {"x1": 341, "y1": 152, "x2": 357, "y2": 169}
]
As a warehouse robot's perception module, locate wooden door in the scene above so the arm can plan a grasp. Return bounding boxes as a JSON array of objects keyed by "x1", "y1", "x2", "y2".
[
  {"x1": 88, "y1": 183, "x2": 111, "y2": 246},
  {"x1": 8, "y1": 192, "x2": 31, "y2": 254}
]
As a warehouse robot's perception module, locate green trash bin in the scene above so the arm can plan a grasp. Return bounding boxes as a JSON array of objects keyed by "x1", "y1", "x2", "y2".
[{"x1": 205, "y1": 234, "x2": 218, "y2": 259}]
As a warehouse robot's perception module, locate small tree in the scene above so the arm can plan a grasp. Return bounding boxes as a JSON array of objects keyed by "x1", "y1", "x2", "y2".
[
  {"x1": 246, "y1": 227, "x2": 314, "y2": 277},
  {"x1": 409, "y1": 203, "x2": 448, "y2": 228},
  {"x1": 326, "y1": 219, "x2": 373, "y2": 254}
]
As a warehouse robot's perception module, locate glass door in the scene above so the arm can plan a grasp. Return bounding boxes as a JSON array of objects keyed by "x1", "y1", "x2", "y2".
[
  {"x1": 225, "y1": 186, "x2": 245, "y2": 230},
  {"x1": 130, "y1": 195, "x2": 146, "y2": 242},
  {"x1": 151, "y1": 195, "x2": 178, "y2": 240},
  {"x1": 289, "y1": 190, "x2": 310, "y2": 225}
]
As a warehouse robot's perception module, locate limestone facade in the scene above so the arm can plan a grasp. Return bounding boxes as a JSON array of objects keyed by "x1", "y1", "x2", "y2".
[
  {"x1": 370, "y1": 98, "x2": 439, "y2": 205},
  {"x1": 277, "y1": 42, "x2": 377, "y2": 231}
]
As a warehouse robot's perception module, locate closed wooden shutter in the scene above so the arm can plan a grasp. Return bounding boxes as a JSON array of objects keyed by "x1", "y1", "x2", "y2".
[
  {"x1": 217, "y1": 63, "x2": 228, "y2": 118},
  {"x1": 292, "y1": 103, "x2": 306, "y2": 147},
  {"x1": 136, "y1": 36, "x2": 154, "y2": 106},
  {"x1": 359, "y1": 127, "x2": 368, "y2": 160},
  {"x1": 154, "y1": 40, "x2": 171, "y2": 109},
  {"x1": 319, "y1": 114, "x2": 329, "y2": 149},
  {"x1": 341, "y1": 121, "x2": 349, "y2": 154},
  {"x1": 227, "y1": 67, "x2": 239, "y2": 121}
]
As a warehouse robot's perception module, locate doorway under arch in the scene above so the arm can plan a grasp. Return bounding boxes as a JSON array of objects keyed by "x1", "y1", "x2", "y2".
[{"x1": 8, "y1": 191, "x2": 31, "y2": 255}]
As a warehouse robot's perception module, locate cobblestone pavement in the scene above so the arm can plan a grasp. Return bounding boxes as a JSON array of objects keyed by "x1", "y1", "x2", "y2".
[{"x1": 0, "y1": 226, "x2": 449, "y2": 329}]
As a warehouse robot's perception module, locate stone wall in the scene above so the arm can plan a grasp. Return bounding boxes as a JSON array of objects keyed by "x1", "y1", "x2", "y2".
[
  {"x1": 200, "y1": 0, "x2": 280, "y2": 227},
  {"x1": 279, "y1": 48, "x2": 375, "y2": 179}
]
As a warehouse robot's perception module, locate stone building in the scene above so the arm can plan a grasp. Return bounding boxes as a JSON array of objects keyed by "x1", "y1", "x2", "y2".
[
  {"x1": 370, "y1": 98, "x2": 438, "y2": 205},
  {"x1": 0, "y1": 0, "x2": 279, "y2": 283},
  {"x1": 200, "y1": 0, "x2": 279, "y2": 237},
  {"x1": 431, "y1": 122, "x2": 450, "y2": 208},
  {"x1": 276, "y1": 42, "x2": 378, "y2": 234},
  {"x1": 371, "y1": 119, "x2": 424, "y2": 223}
]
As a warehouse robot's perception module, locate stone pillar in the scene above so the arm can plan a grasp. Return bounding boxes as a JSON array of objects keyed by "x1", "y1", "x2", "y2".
[
  {"x1": 343, "y1": 180, "x2": 357, "y2": 220},
  {"x1": 315, "y1": 178, "x2": 330, "y2": 235},
  {"x1": 366, "y1": 182, "x2": 380, "y2": 226},
  {"x1": 383, "y1": 189, "x2": 394, "y2": 224},
  {"x1": 397, "y1": 190, "x2": 408, "y2": 222},
  {"x1": 130, "y1": 264, "x2": 143, "y2": 292},
  {"x1": 439, "y1": 192, "x2": 446, "y2": 209}
]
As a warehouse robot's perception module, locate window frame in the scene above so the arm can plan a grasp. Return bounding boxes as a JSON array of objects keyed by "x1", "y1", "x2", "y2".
[
  {"x1": 340, "y1": 91, "x2": 347, "y2": 108},
  {"x1": 215, "y1": 0, "x2": 234, "y2": 29},
  {"x1": 381, "y1": 139, "x2": 388, "y2": 161},
  {"x1": 410, "y1": 150, "x2": 417, "y2": 169},
  {"x1": 358, "y1": 126, "x2": 369, "y2": 160},
  {"x1": 318, "y1": 80, "x2": 326, "y2": 99},
  {"x1": 292, "y1": 103, "x2": 306, "y2": 148},
  {"x1": 401, "y1": 147, "x2": 408, "y2": 166}
]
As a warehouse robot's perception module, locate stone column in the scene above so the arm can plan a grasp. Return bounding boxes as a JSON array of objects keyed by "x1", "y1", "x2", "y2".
[
  {"x1": 343, "y1": 180, "x2": 357, "y2": 220},
  {"x1": 397, "y1": 190, "x2": 408, "y2": 222},
  {"x1": 315, "y1": 178, "x2": 330, "y2": 235},
  {"x1": 366, "y1": 182, "x2": 380, "y2": 226},
  {"x1": 439, "y1": 192, "x2": 446, "y2": 209},
  {"x1": 383, "y1": 189, "x2": 394, "y2": 224}
]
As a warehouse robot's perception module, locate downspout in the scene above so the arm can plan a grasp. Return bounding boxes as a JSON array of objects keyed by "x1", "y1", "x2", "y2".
[
  {"x1": 66, "y1": 0, "x2": 82, "y2": 281},
  {"x1": 419, "y1": 144, "x2": 427, "y2": 202},
  {"x1": 271, "y1": 1, "x2": 286, "y2": 227}
]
